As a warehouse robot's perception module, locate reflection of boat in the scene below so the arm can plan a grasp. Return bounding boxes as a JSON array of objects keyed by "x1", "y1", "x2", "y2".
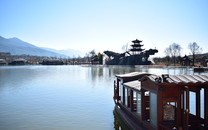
[{"x1": 113, "y1": 72, "x2": 208, "y2": 130}]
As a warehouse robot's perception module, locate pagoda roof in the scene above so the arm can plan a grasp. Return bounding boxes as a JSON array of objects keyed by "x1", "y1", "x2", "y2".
[
  {"x1": 130, "y1": 48, "x2": 144, "y2": 52},
  {"x1": 132, "y1": 39, "x2": 142, "y2": 43},
  {"x1": 131, "y1": 44, "x2": 143, "y2": 47}
]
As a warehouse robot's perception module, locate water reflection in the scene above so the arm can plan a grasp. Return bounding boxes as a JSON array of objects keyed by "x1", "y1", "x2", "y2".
[
  {"x1": 0, "y1": 65, "x2": 116, "y2": 130},
  {"x1": 87, "y1": 65, "x2": 195, "y2": 84},
  {"x1": 83, "y1": 65, "x2": 197, "y2": 90},
  {"x1": 113, "y1": 107, "x2": 130, "y2": 130},
  {"x1": 0, "y1": 65, "x2": 203, "y2": 130}
]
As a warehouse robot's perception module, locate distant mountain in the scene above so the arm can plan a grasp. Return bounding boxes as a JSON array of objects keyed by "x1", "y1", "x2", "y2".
[
  {"x1": 0, "y1": 36, "x2": 66, "y2": 57},
  {"x1": 43, "y1": 47, "x2": 85, "y2": 58}
]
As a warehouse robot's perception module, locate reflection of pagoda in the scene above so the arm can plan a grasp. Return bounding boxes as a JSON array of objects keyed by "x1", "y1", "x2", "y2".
[
  {"x1": 130, "y1": 39, "x2": 144, "y2": 55},
  {"x1": 103, "y1": 39, "x2": 158, "y2": 65}
]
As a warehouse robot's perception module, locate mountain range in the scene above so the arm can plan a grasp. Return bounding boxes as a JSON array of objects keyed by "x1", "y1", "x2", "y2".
[
  {"x1": 0, "y1": 36, "x2": 85, "y2": 58},
  {"x1": 42, "y1": 47, "x2": 85, "y2": 58}
]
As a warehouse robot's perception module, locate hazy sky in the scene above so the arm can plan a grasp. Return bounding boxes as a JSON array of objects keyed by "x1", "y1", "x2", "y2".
[{"x1": 1, "y1": 0, "x2": 208, "y2": 56}]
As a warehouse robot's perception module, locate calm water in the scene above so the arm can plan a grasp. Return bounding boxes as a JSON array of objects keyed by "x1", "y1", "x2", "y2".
[{"x1": 0, "y1": 65, "x2": 201, "y2": 130}]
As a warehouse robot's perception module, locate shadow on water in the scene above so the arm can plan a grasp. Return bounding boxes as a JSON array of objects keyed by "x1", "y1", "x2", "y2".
[{"x1": 113, "y1": 107, "x2": 130, "y2": 130}]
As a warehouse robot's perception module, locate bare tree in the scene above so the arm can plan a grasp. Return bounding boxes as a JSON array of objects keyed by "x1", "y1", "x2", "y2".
[
  {"x1": 167, "y1": 43, "x2": 182, "y2": 66},
  {"x1": 188, "y1": 42, "x2": 202, "y2": 66},
  {"x1": 164, "y1": 47, "x2": 171, "y2": 65},
  {"x1": 89, "y1": 50, "x2": 96, "y2": 57}
]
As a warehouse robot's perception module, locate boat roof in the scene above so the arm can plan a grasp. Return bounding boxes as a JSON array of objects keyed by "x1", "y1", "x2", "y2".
[
  {"x1": 123, "y1": 80, "x2": 141, "y2": 91},
  {"x1": 116, "y1": 72, "x2": 151, "y2": 82},
  {"x1": 116, "y1": 71, "x2": 208, "y2": 90},
  {"x1": 116, "y1": 72, "x2": 150, "y2": 78},
  {"x1": 142, "y1": 74, "x2": 208, "y2": 87}
]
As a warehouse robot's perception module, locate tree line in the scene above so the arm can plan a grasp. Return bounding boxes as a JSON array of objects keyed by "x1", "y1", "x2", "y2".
[{"x1": 154, "y1": 42, "x2": 205, "y2": 66}]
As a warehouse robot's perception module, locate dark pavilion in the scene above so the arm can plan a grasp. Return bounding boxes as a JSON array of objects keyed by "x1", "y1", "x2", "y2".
[{"x1": 104, "y1": 39, "x2": 158, "y2": 65}]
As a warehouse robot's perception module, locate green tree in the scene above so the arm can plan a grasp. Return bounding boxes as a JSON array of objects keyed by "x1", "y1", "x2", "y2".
[{"x1": 97, "y1": 52, "x2": 103, "y2": 64}]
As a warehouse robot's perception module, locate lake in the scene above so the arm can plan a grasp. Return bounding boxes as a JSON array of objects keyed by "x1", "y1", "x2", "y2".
[{"x1": 0, "y1": 65, "x2": 201, "y2": 130}]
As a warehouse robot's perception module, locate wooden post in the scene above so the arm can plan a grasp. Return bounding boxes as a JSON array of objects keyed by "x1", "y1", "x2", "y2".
[
  {"x1": 196, "y1": 88, "x2": 201, "y2": 118},
  {"x1": 185, "y1": 86, "x2": 189, "y2": 130},
  {"x1": 116, "y1": 79, "x2": 120, "y2": 100},
  {"x1": 128, "y1": 89, "x2": 131, "y2": 108},
  {"x1": 157, "y1": 89, "x2": 162, "y2": 130},
  {"x1": 180, "y1": 89, "x2": 184, "y2": 129},
  {"x1": 130, "y1": 90, "x2": 134, "y2": 111},
  {"x1": 141, "y1": 88, "x2": 145, "y2": 120},
  {"x1": 177, "y1": 88, "x2": 182, "y2": 128},
  {"x1": 123, "y1": 86, "x2": 125, "y2": 105},
  {"x1": 114, "y1": 80, "x2": 116, "y2": 100},
  {"x1": 204, "y1": 88, "x2": 208, "y2": 128}
]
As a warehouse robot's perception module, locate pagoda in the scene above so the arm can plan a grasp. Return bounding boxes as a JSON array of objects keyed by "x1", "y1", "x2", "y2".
[
  {"x1": 130, "y1": 39, "x2": 144, "y2": 55},
  {"x1": 104, "y1": 39, "x2": 158, "y2": 65}
]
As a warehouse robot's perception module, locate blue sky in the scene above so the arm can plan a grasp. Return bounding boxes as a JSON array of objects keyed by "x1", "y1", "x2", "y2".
[{"x1": 0, "y1": 0, "x2": 208, "y2": 56}]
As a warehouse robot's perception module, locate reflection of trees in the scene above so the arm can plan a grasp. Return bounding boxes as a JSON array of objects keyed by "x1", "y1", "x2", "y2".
[
  {"x1": 90, "y1": 66, "x2": 104, "y2": 82},
  {"x1": 108, "y1": 66, "x2": 149, "y2": 76},
  {"x1": 89, "y1": 65, "x2": 195, "y2": 84},
  {"x1": 88, "y1": 66, "x2": 196, "y2": 85},
  {"x1": 165, "y1": 66, "x2": 193, "y2": 75},
  {"x1": 89, "y1": 66, "x2": 151, "y2": 84}
]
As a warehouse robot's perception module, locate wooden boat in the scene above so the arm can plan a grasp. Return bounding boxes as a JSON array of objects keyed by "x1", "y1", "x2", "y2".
[{"x1": 113, "y1": 72, "x2": 208, "y2": 130}]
